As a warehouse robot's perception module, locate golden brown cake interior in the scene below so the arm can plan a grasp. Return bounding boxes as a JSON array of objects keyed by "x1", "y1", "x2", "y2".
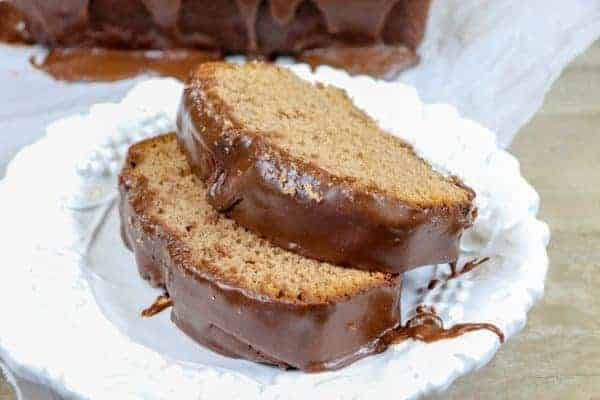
[
  {"x1": 199, "y1": 62, "x2": 471, "y2": 206},
  {"x1": 124, "y1": 134, "x2": 395, "y2": 304}
]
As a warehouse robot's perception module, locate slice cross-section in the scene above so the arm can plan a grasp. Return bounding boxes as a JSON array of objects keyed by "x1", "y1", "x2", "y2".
[{"x1": 177, "y1": 62, "x2": 476, "y2": 273}]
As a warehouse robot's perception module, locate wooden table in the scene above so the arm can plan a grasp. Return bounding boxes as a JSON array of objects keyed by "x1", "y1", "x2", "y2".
[
  {"x1": 427, "y1": 41, "x2": 600, "y2": 400},
  {"x1": 2, "y1": 43, "x2": 599, "y2": 400}
]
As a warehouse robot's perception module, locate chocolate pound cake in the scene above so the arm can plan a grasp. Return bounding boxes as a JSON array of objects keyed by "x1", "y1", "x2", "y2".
[
  {"x1": 178, "y1": 62, "x2": 476, "y2": 274},
  {"x1": 10, "y1": 0, "x2": 431, "y2": 78},
  {"x1": 119, "y1": 134, "x2": 402, "y2": 372}
]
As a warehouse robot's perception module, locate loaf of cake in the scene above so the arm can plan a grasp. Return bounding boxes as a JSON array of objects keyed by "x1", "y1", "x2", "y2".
[
  {"x1": 177, "y1": 62, "x2": 476, "y2": 273},
  {"x1": 119, "y1": 133, "x2": 402, "y2": 372},
  {"x1": 10, "y1": 0, "x2": 431, "y2": 77}
]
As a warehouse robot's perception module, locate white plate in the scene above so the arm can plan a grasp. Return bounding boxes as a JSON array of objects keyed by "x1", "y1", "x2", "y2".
[{"x1": 0, "y1": 67, "x2": 549, "y2": 399}]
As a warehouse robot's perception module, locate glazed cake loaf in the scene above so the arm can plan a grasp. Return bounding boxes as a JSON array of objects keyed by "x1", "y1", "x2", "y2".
[
  {"x1": 119, "y1": 134, "x2": 402, "y2": 372},
  {"x1": 10, "y1": 0, "x2": 431, "y2": 77},
  {"x1": 177, "y1": 62, "x2": 476, "y2": 273}
]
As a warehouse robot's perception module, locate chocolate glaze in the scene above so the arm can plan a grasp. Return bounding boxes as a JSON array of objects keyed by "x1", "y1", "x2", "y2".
[
  {"x1": 119, "y1": 157, "x2": 403, "y2": 372},
  {"x1": 0, "y1": 2, "x2": 29, "y2": 44},
  {"x1": 451, "y1": 257, "x2": 490, "y2": 278},
  {"x1": 141, "y1": 293, "x2": 173, "y2": 317},
  {"x1": 29, "y1": 45, "x2": 417, "y2": 83},
  {"x1": 125, "y1": 209, "x2": 502, "y2": 369},
  {"x1": 10, "y1": 0, "x2": 432, "y2": 79},
  {"x1": 427, "y1": 278, "x2": 441, "y2": 290},
  {"x1": 299, "y1": 44, "x2": 418, "y2": 80},
  {"x1": 121, "y1": 184, "x2": 502, "y2": 371},
  {"x1": 31, "y1": 48, "x2": 220, "y2": 82},
  {"x1": 177, "y1": 63, "x2": 477, "y2": 274},
  {"x1": 428, "y1": 257, "x2": 491, "y2": 290},
  {"x1": 391, "y1": 305, "x2": 505, "y2": 344}
]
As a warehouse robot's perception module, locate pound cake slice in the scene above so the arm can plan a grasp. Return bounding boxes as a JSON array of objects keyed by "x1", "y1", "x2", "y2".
[
  {"x1": 177, "y1": 62, "x2": 476, "y2": 273},
  {"x1": 119, "y1": 134, "x2": 402, "y2": 372}
]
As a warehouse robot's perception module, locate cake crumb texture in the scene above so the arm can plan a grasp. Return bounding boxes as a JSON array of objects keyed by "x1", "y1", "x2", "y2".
[
  {"x1": 199, "y1": 62, "x2": 472, "y2": 206},
  {"x1": 122, "y1": 134, "x2": 394, "y2": 304}
]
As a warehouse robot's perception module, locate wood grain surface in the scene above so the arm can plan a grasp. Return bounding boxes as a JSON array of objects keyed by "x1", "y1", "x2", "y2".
[{"x1": 2, "y1": 42, "x2": 599, "y2": 400}]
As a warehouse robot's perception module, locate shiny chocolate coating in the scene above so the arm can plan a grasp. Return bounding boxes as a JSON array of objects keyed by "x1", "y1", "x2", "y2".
[
  {"x1": 177, "y1": 66, "x2": 477, "y2": 274},
  {"x1": 118, "y1": 151, "x2": 403, "y2": 372},
  {"x1": 11, "y1": 0, "x2": 430, "y2": 53}
]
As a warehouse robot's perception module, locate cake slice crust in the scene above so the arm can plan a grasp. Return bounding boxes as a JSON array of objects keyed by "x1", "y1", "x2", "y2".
[
  {"x1": 178, "y1": 62, "x2": 476, "y2": 273},
  {"x1": 119, "y1": 134, "x2": 402, "y2": 371}
]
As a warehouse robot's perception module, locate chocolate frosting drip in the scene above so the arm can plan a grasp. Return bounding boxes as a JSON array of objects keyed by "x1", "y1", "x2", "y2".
[
  {"x1": 232, "y1": 0, "x2": 402, "y2": 49},
  {"x1": 312, "y1": 0, "x2": 398, "y2": 39},
  {"x1": 119, "y1": 155, "x2": 403, "y2": 372},
  {"x1": 391, "y1": 305, "x2": 505, "y2": 344},
  {"x1": 177, "y1": 65, "x2": 476, "y2": 274},
  {"x1": 141, "y1": 0, "x2": 180, "y2": 30},
  {"x1": 141, "y1": 293, "x2": 173, "y2": 317},
  {"x1": 299, "y1": 44, "x2": 418, "y2": 80},
  {"x1": 234, "y1": 0, "x2": 261, "y2": 52},
  {"x1": 0, "y1": 1, "x2": 30, "y2": 43},
  {"x1": 118, "y1": 136, "x2": 498, "y2": 371},
  {"x1": 428, "y1": 258, "x2": 491, "y2": 290},
  {"x1": 122, "y1": 182, "x2": 502, "y2": 372},
  {"x1": 11, "y1": 0, "x2": 431, "y2": 54}
]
